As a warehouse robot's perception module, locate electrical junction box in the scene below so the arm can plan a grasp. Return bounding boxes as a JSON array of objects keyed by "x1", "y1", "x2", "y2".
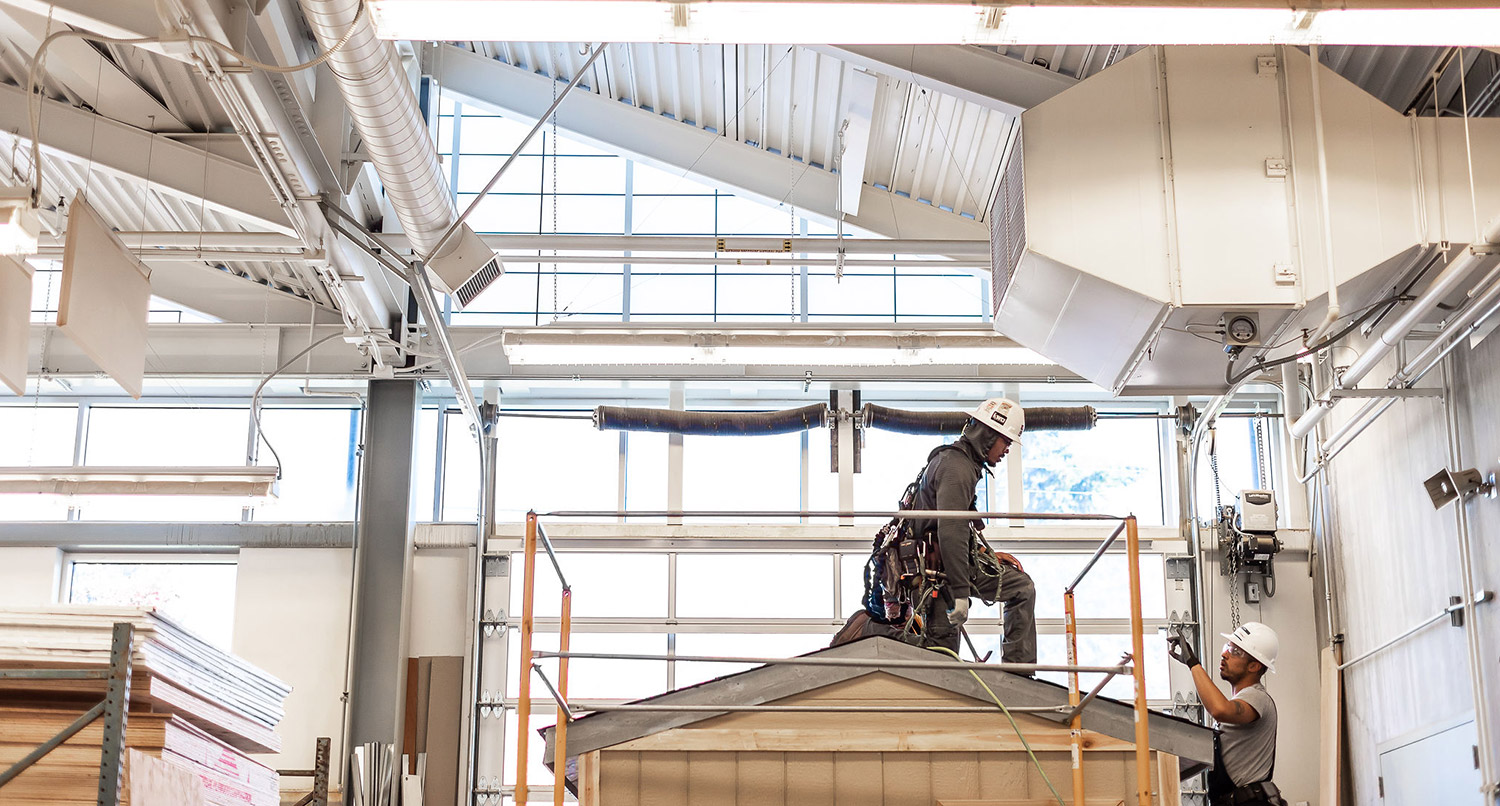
[{"x1": 1237, "y1": 490, "x2": 1277, "y2": 532}]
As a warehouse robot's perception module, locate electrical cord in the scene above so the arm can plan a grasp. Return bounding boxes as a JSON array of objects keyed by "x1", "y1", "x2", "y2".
[
  {"x1": 925, "y1": 645, "x2": 1067, "y2": 806},
  {"x1": 25, "y1": 2, "x2": 366, "y2": 201},
  {"x1": 1224, "y1": 291, "x2": 1407, "y2": 386},
  {"x1": 250, "y1": 332, "x2": 346, "y2": 478}
]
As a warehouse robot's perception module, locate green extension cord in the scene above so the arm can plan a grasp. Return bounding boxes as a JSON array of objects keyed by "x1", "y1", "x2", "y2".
[{"x1": 927, "y1": 645, "x2": 1066, "y2": 806}]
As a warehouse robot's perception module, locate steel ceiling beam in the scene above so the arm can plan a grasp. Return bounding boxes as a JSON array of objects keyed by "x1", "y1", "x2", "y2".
[
  {"x1": 21, "y1": 323, "x2": 1077, "y2": 382},
  {"x1": 813, "y1": 45, "x2": 1076, "y2": 117},
  {"x1": 433, "y1": 44, "x2": 988, "y2": 242},
  {"x1": 0, "y1": 83, "x2": 294, "y2": 234}
]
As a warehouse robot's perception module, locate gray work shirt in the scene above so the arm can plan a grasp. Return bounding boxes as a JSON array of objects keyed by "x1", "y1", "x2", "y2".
[{"x1": 1219, "y1": 683, "x2": 1277, "y2": 786}]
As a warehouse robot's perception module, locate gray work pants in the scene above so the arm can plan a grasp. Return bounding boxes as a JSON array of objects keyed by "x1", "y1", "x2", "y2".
[{"x1": 929, "y1": 565, "x2": 1037, "y2": 664}]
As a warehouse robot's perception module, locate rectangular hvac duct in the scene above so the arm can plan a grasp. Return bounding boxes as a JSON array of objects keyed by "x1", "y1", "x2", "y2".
[{"x1": 992, "y1": 45, "x2": 1500, "y2": 395}]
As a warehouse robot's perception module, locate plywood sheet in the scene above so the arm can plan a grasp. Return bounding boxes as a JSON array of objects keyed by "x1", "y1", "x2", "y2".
[
  {"x1": 57, "y1": 196, "x2": 150, "y2": 399},
  {"x1": 0, "y1": 255, "x2": 32, "y2": 396}
]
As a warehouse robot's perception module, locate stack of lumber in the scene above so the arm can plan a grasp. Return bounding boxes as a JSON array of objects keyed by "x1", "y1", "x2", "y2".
[
  {"x1": 0, "y1": 708, "x2": 276, "y2": 806},
  {"x1": 0, "y1": 607, "x2": 289, "y2": 806}
]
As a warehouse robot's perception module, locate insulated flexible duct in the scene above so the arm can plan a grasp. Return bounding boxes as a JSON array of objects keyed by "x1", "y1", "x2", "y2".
[
  {"x1": 594, "y1": 405, "x2": 829, "y2": 435},
  {"x1": 861, "y1": 404, "x2": 1096, "y2": 435}
]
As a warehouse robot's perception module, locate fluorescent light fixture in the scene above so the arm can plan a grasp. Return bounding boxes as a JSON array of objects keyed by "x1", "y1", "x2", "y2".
[
  {"x1": 0, "y1": 185, "x2": 39, "y2": 256},
  {"x1": 368, "y1": 0, "x2": 1500, "y2": 45},
  {"x1": 0, "y1": 466, "x2": 280, "y2": 497}
]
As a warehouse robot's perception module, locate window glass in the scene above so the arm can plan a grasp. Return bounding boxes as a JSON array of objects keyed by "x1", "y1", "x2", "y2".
[
  {"x1": 630, "y1": 163, "x2": 718, "y2": 195},
  {"x1": 682, "y1": 432, "x2": 800, "y2": 520},
  {"x1": 674, "y1": 633, "x2": 835, "y2": 687},
  {"x1": 806, "y1": 273, "x2": 895, "y2": 319},
  {"x1": 413, "y1": 408, "x2": 441, "y2": 522},
  {"x1": 716, "y1": 274, "x2": 800, "y2": 317},
  {"x1": 85, "y1": 407, "x2": 248, "y2": 466},
  {"x1": 494, "y1": 417, "x2": 620, "y2": 521},
  {"x1": 629, "y1": 274, "x2": 714, "y2": 317},
  {"x1": 252, "y1": 408, "x2": 359, "y2": 521},
  {"x1": 441, "y1": 411, "x2": 480, "y2": 522},
  {"x1": 966, "y1": 553, "x2": 1165, "y2": 621},
  {"x1": 624, "y1": 432, "x2": 666, "y2": 515},
  {"x1": 1024, "y1": 418, "x2": 1165, "y2": 525},
  {"x1": 631, "y1": 196, "x2": 716, "y2": 234},
  {"x1": 68, "y1": 561, "x2": 237, "y2": 648},
  {"x1": 506, "y1": 632, "x2": 667, "y2": 699},
  {"x1": 509, "y1": 553, "x2": 668, "y2": 618},
  {"x1": 1195, "y1": 415, "x2": 1262, "y2": 520},
  {"x1": 895, "y1": 272, "x2": 987, "y2": 320},
  {"x1": 676, "y1": 554, "x2": 834, "y2": 618},
  {"x1": 0, "y1": 406, "x2": 77, "y2": 521},
  {"x1": 716, "y1": 195, "x2": 796, "y2": 235},
  {"x1": 854, "y1": 429, "x2": 942, "y2": 524}
]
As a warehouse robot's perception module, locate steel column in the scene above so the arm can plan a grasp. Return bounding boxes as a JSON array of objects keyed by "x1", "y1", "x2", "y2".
[{"x1": 346, "y1": 381, "x2": 420, "y2": 759}]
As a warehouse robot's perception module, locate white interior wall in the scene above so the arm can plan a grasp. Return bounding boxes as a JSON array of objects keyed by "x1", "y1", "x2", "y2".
[
  {"x1": 231, "y1": 548, "x2": 355, "y2": 783},
  {"x1": 0, "y1": 547, "x2": 60, "y2": 605},
  {"x1": 1321, "y1": 336, "x2": 1500, "y2": 806}
]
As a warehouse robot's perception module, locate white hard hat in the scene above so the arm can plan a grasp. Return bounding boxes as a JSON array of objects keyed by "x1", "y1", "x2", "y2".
[
  {"x1": 1221, "y1": 622, "x2": 1279, "y2": 673},
  {"x1": 969, "y1": 398, "x2": 1024, "y2": 444}
]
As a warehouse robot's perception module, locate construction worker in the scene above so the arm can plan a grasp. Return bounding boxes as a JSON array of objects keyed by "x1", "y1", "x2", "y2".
[
  {"x1": 911, "y1": 397, "x2": 1035, "y2": 663},
  {"x1": 1168, "y1": 622, "x2": 1286, "y2": 806}
]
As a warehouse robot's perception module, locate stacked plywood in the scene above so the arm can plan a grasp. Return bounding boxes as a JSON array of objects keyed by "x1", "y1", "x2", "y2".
[
  {"x1": 0, "y1": 607, "x2": 288, "y2": 806},
  {"x1": 0, "y1": 708, "x2": 277, "y2": 806}
]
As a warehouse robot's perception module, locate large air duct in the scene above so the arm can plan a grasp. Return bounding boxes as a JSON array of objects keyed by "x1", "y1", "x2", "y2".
[
  {"x1": 992, "y1": 46, "x2": 1500, "y2": 395},
  {"x1": 298, "y1": 0, "x2": 501, "y2": 305}
]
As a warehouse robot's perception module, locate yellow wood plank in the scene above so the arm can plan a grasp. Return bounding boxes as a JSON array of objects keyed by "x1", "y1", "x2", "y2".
[
  {"x1": 1022, "y1": 750, "x2": 1071, "y2": 801},
  {"x1": 686, "y1": 751, "x2": 736, "y2": 805},
  {"x1": 785, "y1": 752, "x2": 835, "y2": 806},
  {"x1": 614, "y1": 728, "x2": 1132, "y2": 753},
  {"x1": 577, "y1": 751, "x2": 601, "y2": 806},
  {"x1": 1318, "y1": 646, "x2": 1343, "y2": 806},
  {"x1": 599, "y1": 750, "x2": 640, "y2": 806},
  {"x1": 1156, "y1": 752, "x2": 1180, "y2": 806},
  {"x1": 737, "y1": 751, "x2": 785, "y2": 806}
]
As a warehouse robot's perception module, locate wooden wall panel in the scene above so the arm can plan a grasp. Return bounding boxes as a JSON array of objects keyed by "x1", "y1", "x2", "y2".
[
  {"x1": 638, "y1": 751, "x2": 689, "y2": 806},
  {"x1": 881, "y1": 752, "x2": 932, "y2": 803},
  {"x1": 687, "y1": 751, "x2": 736, "y2": 804},
  {"x1": 785, "y1": 752, "x2": 835, "y2": 806},
  {"x1": 1021, "y1": 751, "x2": 1072, "y2": 801},
  {"x1": 577, "y1": 751, "x2": 601, "y2": 806},
  {"x1": 832, "y1": 752, "x2": 883, "y2": 806},
  {"x1": 738, "y1": 751, "x2": 785, "y2": 806},
  {"x1": 976, "y1": 752, "x2": 1028, "y2": 798},
  {"x1": 600, "y1": 750, "x2": 640, "y2": 806},
  {"x1": 929, "y1": 752, "x2": 981, "y2": 801}
]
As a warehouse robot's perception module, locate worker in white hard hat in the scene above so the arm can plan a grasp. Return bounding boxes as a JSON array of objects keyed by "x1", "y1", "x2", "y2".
[
  {"x1": 1168, "y1": 622, "x2": 1286, "y2": 806},
  {"x1": 909, "y1": 397, "x2": 1035, "y2": 664}
]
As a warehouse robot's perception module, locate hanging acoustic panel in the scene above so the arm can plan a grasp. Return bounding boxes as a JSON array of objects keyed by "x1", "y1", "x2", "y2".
[
  {"x1": 0, "y1": 254, "x2": 32, "y2": 395},
  {"x1": 57, "y1": 197, "x2": 151, "y2": 399}
]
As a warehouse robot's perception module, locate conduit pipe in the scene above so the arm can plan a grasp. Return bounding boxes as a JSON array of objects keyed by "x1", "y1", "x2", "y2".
[
  {"x1": 1307, "y1": 44, "x2": 1342, "y2": 341},
  {"x1": 861, "y1": 404, "x2": 1096, "y2": 435},
  {"x1": 1298, "y1": 265, "x2": 1500, "y2": 481},
  {"x1": 1289, "y1": 212, "x2": 1500, "y2": 441},
  {"x1": 297, "y1": 0, "x2": 480, "y2": 263}
]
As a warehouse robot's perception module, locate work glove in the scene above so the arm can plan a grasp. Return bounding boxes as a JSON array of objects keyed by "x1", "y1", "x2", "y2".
[
  {"x1": 1166, "y1": 635, "x2": 1200, "y2": 669},
  {"x1": 948, "y1": 597, "x2": 970, "y2": 628}
]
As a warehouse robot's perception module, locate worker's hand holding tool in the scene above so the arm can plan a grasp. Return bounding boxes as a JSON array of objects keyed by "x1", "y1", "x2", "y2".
[
  {"x1": 1166, "y1": 635, "x2": 1200, "y2": 669},
  {"x1": 948, "y1": 597, "x2": 970, "y2": 627}
]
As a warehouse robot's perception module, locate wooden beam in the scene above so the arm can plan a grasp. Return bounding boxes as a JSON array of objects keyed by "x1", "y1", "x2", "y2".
[{"x1": 611, "y1": 728, "x2": 1134, "y2": 754}]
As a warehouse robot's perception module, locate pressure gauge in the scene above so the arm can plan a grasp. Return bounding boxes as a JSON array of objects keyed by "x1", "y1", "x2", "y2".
[{"x1": 1223, "y1": 313, "x2": 1260, "y2": 346}]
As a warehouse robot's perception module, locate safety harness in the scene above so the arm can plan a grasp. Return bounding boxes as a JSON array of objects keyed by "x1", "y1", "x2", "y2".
[{"x1": 860, "y1": 447, "x2": 1005, "y2": 646}]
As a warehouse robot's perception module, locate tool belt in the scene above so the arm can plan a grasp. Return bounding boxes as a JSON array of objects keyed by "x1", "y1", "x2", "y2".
[{"x1": 1212, "y1": 781, "x2": 1286, "y2": 806}]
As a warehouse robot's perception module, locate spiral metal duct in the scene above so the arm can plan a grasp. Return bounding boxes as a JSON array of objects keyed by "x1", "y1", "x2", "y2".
[
  {"x1": 593, "y1": 405, "x2": 829, "y2": 436},
  {"x1": 861, "y1": 404, "x2": 1096, "y2": 435}
]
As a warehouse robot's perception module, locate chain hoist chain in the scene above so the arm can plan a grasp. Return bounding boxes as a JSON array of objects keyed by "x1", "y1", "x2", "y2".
[
  {"x1": 1254, "y1": 410, "x2": 1269, "y2": 489},
  {"x1": 788, "y1": 102, "x2": 798, "y2": 321},
  {"x1": 1210, "y1": 447, "x2": 1241, "y2": 628}
]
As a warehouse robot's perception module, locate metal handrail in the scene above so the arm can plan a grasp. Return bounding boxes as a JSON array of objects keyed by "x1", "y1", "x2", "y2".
[
  {"x1": 541, "y1": 509, "x2": 1128, "y2": 520},
  {"x1": 531, "y1": 650, "x2": 1131, "y2": 676}
]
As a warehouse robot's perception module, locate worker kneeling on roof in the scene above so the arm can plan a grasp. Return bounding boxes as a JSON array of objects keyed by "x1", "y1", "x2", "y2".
[
  {"x1": 911, "y1": 398, "x2": 1036, "y2": 662},
  {"x1": 834, "y1": 398, "x2": 1036, "y2": 667},
  {"x1": 1169, "y1": 623, "x2": 1287, "y2": 806}
]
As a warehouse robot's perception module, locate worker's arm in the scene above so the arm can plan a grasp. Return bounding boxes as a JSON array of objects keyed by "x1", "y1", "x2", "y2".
[
  {"x1": 1167, "y1": 636, "x2": 1260, "y2": 725},
  {"x1": 1190, "y1": 665, "x2": 1261, "y2": 725},
  {"x1": 933, "y1": 460, "x2": 977, "y2": 599}
]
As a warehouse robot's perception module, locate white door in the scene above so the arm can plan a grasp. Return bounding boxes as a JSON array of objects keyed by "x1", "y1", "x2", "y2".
[{"x1": 1377, "y1": 718, "x2": 1482, "y2": 805}]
